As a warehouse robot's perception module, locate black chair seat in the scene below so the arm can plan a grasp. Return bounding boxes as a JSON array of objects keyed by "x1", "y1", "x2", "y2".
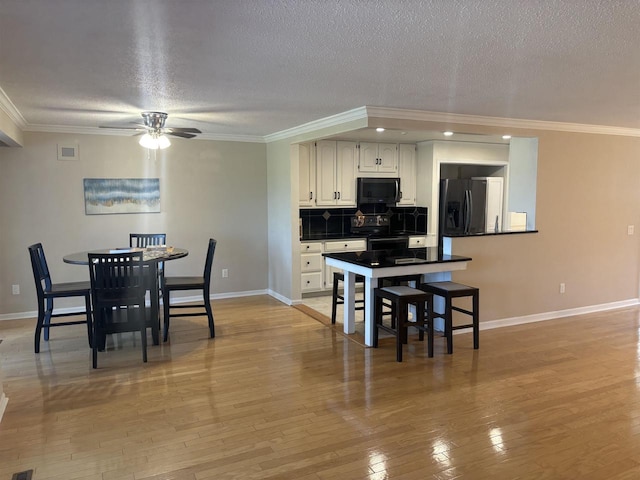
[
  {"x1": 164, "y1": 276, "x2": 206, "y2": 290},
  {"x1": 162, "y1": 239, "x2": 216, "y2": 342},
  {"x1": 46, "y1": 281, "x2": 92, "y2": 296},
  {"x1": 28, "y1": 243, "x2": 92, "y2": 353}
]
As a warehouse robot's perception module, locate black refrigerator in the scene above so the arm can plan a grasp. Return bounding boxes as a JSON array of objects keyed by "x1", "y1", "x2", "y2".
[{"x1": 439, "y1": 178, "x2": 488, "y2": 235}]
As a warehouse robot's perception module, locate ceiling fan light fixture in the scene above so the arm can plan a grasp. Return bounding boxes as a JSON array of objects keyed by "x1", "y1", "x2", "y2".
[{"x1": 139, "y1": 132, "x2": 171, "y2": 150}]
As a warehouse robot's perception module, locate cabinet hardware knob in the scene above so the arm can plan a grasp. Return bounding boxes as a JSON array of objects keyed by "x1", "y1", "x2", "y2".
[{"x1": 306, "y1": 261, "x2": 310, "y2": 265}]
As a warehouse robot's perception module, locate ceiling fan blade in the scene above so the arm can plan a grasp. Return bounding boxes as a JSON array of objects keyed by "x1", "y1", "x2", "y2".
[
  {"x1": 167, "y1": 131, "x2": 197, "y2": 139},
  {"x1": 166, "y1": 127, "x2": 202, "y2": 134}
]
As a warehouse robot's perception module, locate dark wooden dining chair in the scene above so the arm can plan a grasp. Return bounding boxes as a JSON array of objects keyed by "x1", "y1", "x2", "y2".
[
  {"x1": 130, "y1": 232, "x2": 166, "y2": 339},
  {"x1": 88, "y1": 251, "x2": 149, "y2": 368},
  {"x1": 28, "y1": 243, "x2": 92, "y2": 353},
  {"x1": 162, "y1": 238, "x2": 216, "y2": 341}
]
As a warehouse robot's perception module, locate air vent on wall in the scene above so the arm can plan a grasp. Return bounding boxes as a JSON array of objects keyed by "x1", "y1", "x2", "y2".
[{"x1": 57, "y1": 143, "x2": 79, "y2": 161}]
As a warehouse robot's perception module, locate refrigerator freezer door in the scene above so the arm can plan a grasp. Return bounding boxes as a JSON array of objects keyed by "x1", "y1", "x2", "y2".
[
  {"x1": 468, "y1": 179, "x2": 487, "y2": 234},
  {"x1": 440, "y1": 179, "x2": 467, "y2": 235}
]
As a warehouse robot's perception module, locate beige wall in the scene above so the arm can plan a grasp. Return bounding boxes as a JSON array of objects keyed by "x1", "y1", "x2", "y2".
[
  {"x1": 451, "y1": 130, "x2": 640, "y2": 321},
  {"x1": 0, "y1": 131, "x2": 268, "y2": 315}
]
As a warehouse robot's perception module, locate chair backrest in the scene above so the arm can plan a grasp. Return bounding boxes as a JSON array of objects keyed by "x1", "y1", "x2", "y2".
[
  {"x1": 129, "y1": 233, "x2": 166, "y2": 248},
  {"x1": 203, "y1": 238, "x2": 217, "y2": 284},
  {"x1": 28, "y1": 243, "x2": 52, "y2": 298},
  {"x1": 88, "y1": 252, "x2": 146, "y2": 308}
]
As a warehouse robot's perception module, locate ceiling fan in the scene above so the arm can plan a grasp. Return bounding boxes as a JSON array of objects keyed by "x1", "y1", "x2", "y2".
[{"x1": 100, "y1": 111, "x2": 202, "y2": 149}]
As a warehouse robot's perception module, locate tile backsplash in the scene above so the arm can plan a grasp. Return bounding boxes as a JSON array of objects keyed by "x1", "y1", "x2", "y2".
[{"x1": 299, "y1": 205, "x2": 428, "y2": 239}]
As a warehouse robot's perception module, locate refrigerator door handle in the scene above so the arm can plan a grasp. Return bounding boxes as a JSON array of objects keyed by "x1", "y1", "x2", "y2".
[
  {"x1": 467, "y1": 189, "x2": 474, "y2": 234},
  {"x1": 462, "y1": 190, "x2": 468, "y2": 234}
]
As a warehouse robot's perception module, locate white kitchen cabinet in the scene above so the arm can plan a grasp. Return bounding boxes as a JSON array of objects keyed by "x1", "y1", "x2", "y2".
[
  {"x1": 323, "y1": 239, "x2": 366, "y2": 290},
  {"x1": 316, "y1": 140, "x2": 357, "y2": 206},
  {"x1": 297, "y1": 143, "x2": 316, "y2": 207},
  {"x1": 358, "y1": 142, "x2": 398, "y2": 174},
  {"x1": 397, "y1": 144, "x2": 416, "y2": 206},
  {"x1": 301, "y1": 242, "x2": 323, "y2": 293}
]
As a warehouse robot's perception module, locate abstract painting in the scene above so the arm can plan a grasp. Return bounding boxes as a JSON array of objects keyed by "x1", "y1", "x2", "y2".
[{"x1": 83, "y1": 178, "x2": 160, "y2": 215}]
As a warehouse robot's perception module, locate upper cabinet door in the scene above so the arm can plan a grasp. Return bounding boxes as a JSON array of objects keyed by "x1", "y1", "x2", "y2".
[
  {"x1": 377, "y1": 143, "x2": 398, "y2": 173},
  {"x1": 398, "y1": 144, "x2": 416, "y2": 206},
  {"x1": 298, "y1": 143, "x2": 316, "y2": 207},
  {"x1": 315, "y1": 140, "x2": 338, "y2": 206},
  {"x1": 336, "y1": 141, "x2": 357, "y2": 206},
  {"x1": 358, "y1": 142, "x2": 398, "y2": 174},
  {"x1": 358, "y1": 142, "x2": 379, "y2": 173}
]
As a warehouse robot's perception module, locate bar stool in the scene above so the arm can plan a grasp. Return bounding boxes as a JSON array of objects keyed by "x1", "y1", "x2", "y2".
[
  {"x1": 419, "y1": 281, "x2": 479, "y2": 354},
  {"x1": 377, "y1": 274, "x2": 423, "y2": 327},
  {"x1": 331, "y1": 272, "x2": 365, "y2": 324},
  {"x1": 373, "y1": 286, "x2": 433, "y2": 362}
]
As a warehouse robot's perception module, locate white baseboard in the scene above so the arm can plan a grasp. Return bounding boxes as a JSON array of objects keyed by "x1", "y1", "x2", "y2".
[
  {"x1": 451, "y1": 298, "x2": 640, "y2": 335},
  {"x1": 3, "y1": 295, "x2": 638, "y2": 332}
]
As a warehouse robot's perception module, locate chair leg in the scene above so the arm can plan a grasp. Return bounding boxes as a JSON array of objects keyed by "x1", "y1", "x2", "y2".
[
  {"x1": 85, "y1": 293, "x2": 93, "y2": 348},
  {"x1": 445, "y1": 296, "x2": 453, "y2": 354},
  {"x1": 331, "y1": 277, "x2": 339, "y2": 324},
  {"x1": 163, "y1": 289, "x2": 171, "y2": 342},
  {"x1": 205, "y1": 288, "x2": 215, "y2": 338},
  {"x1": 44, "y1": 297, "x2": 53, "y2": 341},
  {"x1": 396, "y1": 303, "x2": 405, "y2": 362},
  {"x1": 34, "y1": 302, "x2": 45, "y2": 353},
  {"x1": 473, "y1": 291, "x2": 479, "y2": 349},
  {"x1": 373, "y1": 296, "x2": 380, "y2": 348},
  {"x1": 426, "y1": 298, "x2": 434, "y2": 358},
  {"x1": 92, "y1": 321, "x2": 99, "y2": 369},
  {"x1": 141, "y1": 325, "x2": 148, "y2": 363}
]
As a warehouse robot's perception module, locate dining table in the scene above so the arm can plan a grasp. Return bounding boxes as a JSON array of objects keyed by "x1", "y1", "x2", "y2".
[
  {"x1": 63, "y1": 247, "x2": 189, "y2": 345},
  {"x1": 323, "y1": 247, "x2": 472, "y2": 347}
]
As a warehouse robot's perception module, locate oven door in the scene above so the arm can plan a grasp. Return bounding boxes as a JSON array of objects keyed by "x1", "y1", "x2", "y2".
[{"x1": 367, "y1": 236, "x2": 409, "y2": 251}]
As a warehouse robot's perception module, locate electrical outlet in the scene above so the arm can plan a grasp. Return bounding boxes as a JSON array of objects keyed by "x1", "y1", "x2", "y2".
[
  {"x1": 12, "y1": 284, "x2": 20, "y2": 295},
  {"x1": 628, "y1": 225, "x2": 635, "y2": 235},
  {"x1": 559, "y1": 283, "x2": 565, "y2": 294},
  {"x1": 222, "y1": 269, "x2": 228, "y2": 278}
]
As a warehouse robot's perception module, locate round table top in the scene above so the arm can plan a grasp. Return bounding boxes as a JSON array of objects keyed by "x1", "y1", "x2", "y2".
[{"x1": 63, "y1": 247, "x2": 189, "y2": 265}]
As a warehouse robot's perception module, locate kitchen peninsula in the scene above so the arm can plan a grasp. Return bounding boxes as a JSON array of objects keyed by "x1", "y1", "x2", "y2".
[{"x1": 323, "y1": 247, "x2": 471, "y2": 346}]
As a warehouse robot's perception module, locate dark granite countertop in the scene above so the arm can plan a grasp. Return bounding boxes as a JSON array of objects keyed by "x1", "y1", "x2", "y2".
[
  {"x1": 323, "y1": 247, "x2": 471, "y2": 268},
  {"x1": 444, "y1": 229, "x2": 538, "y2": 238}
]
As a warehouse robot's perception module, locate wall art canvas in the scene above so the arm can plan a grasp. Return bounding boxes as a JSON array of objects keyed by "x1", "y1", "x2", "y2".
[{"x1": 83, "y1": 178, "x2": 160, "y2": 215}]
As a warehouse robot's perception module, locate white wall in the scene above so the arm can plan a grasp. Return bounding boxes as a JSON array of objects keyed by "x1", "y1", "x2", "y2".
[{"x1": 0, "y1": 131, "x2": 268, "y2": 316}]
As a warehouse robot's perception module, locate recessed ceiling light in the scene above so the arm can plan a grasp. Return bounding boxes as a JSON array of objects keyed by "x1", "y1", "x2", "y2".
[
  {"x1": 443, "y1": 131, "x2": 454, "y2": 137},
  {"x1": 400, "y1": 131, "x2": 407, "y2": 135},
  {"x1": 502, "y1": 135, "x2": 512, "y2": 140},
  {"x1": 376, "y1": 127, "x2": 385, "y2": 133}
]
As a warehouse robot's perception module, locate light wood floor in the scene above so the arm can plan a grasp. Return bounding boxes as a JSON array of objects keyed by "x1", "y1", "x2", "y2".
[{"x1": 2, "y1": 296, "x2": 640, "y2": 479}]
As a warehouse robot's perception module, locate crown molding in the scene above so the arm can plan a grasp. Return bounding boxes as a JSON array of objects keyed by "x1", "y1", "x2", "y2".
[
  {"x1": 264, "y1": 106, "x2": 369, "y2": 142},
  {"x1": 0, "y1": 85, "x2": 27, "y2": 128},
  {"x1": 364, "y1": 106, "x2": 640, "y2": 137},
  {"x1": 10, "y1": 103, "x2": 640, "y2": 144}
]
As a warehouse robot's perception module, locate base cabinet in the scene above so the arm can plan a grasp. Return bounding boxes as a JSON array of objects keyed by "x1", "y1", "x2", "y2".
[{"x1": 300, "y1": 239, "x2": 366, "y2": 293}]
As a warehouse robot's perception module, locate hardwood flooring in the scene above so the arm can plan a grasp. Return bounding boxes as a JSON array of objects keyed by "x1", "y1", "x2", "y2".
[{"x1": 2, "y1": 295, "x2": 640, "y2": 479}]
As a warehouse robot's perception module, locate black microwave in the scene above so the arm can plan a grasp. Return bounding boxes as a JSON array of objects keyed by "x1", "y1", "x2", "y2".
[{"x1": 357, "y1": 177, "x2": 400, "y2": 205}]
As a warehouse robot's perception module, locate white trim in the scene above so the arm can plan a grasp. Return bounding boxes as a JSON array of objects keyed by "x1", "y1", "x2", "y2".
[
  {"x1": 0, "y1": 85, "x2": 27, "y2": 128},
  {"x1": 264, "y1": 106, "x2": 369, "y2": 142},
  {"x1": 267, "y1": 289, "x2": 293, "y2": 306},
  {"x1": 364, "y1": 106, "x2": 640, "y2": 137},
  {"x1": 9, "y1": 104, "x2": 640, "y2": 144},
  {"x1": 0, "y1": 393, "x2": 8, "y2": 425},
  {"x1": 448, "y1": 298, "x2": 640, "y2": 335}
]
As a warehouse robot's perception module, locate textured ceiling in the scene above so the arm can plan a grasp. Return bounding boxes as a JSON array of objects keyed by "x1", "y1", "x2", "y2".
[{"x1": 1, "y1": 0, "x2": 639, "y2": 140}]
